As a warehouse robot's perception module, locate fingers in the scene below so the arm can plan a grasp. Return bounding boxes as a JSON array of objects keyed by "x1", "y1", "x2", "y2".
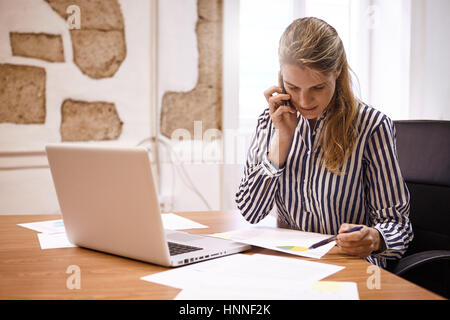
[
  {"x1": 264, "y1": 86, "x2": 282, "y2": 101},
  {"x1": 335, "y1": 245, "x2": 372, "y2": 258},
  {"x1": 336, "y1": 225, "x2": 379, "y2": 258},
  {"x1": 337, "y1": 238, "x2": 373, "y2": 249},
  {"x1": 271, "y1": 105, "x2": 296, "y2": 119},
  {"x1": 264, "y1": 86, "x2": 290, "y2": 105},
  {"x1": 264, "y1": 81, "x2": 296, "y2": 134},
  {"x1": 269, "y1": 94, "x2": 291, "y2": 111},
  {"x1": 337, "y1": 224, "x2": 369, "y2": 241},
  {"x1": 268, "y1": 94, "x2": 293, "y2": 118},
  {"x1": 338, "y1": 223, "x2": 358, "y2": 233}
]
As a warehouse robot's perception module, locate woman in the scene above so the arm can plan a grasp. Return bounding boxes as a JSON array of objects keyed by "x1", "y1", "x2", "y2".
[{"x1": 235, "y1": 17, "x2": 413, "y2": 268}]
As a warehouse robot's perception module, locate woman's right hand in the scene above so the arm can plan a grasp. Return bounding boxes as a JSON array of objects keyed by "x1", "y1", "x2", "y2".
[
  {"x1": 264, "y1": 73, "x2": 298, "y2": 139},
  {"x1": 264, "y1": 72, "x2": 298, "y2": 167}
]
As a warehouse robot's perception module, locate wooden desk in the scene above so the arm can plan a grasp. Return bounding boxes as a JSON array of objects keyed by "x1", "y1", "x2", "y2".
[{"x1": 0, "y1": 211, "x2": 444, "y2": 300}]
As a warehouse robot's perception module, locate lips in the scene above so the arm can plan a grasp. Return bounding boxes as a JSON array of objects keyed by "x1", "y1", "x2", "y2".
[{"x1": 299, "y1": 105, "x2": 318, "y2": 111}]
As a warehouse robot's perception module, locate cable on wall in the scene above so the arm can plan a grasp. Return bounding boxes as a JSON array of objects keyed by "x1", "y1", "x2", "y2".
[{"x1": 138, "y1": 136, "x2": 213, "y2": 211}]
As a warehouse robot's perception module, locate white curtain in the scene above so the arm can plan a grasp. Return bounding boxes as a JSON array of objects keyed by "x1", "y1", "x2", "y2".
[
  {"x1": 298, "y1": 0, "x2": 450, "y2": 120},
  {"x1": 409, "y1": 0, "x2": 450, "y2": 120}
]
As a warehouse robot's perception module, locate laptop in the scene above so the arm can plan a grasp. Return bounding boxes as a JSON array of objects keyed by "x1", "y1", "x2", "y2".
[{"x1": 45, "y1": 144, "x2": 250, "y2": 267}]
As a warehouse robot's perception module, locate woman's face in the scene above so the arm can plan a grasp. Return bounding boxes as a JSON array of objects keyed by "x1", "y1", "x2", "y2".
[{"x1": 281, "y1": 64, "x2": 339, "y2": 120}]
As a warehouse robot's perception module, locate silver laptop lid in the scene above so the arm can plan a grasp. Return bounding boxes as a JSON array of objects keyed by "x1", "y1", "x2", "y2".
[{"x1": 46, "y1": 144, "x2": 171, "y2": 266}]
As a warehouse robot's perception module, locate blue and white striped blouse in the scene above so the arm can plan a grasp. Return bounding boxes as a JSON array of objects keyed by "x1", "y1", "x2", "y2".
[{"x1": 235, "y1": 102, "x2": 413, "y2": 267}]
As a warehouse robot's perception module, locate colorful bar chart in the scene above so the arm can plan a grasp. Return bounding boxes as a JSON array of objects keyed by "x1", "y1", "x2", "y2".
[{"x1": 277, "y1": 245, "x2": 308, "y2": 252}]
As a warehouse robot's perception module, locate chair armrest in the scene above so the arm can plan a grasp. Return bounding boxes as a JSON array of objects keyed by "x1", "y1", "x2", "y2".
[{"x1": 392, "y1": 250, "x2": 450, "y2": 276}]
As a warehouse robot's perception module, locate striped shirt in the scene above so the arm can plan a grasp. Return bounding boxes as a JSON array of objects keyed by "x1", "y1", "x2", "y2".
[{"x1": 236, "y1": 102, "x2": 413, "y2": 267}]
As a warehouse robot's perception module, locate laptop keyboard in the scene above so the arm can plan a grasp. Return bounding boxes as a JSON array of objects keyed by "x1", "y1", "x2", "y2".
[{"x1": 168, "y1": 242, "x2": 203, "y2": 256}]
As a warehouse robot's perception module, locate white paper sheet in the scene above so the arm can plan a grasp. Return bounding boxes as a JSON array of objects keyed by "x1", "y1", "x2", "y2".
[
  {"x1": 141, "y1": 253, "x2": 348, "y2": 299},
  {"x1": 18, "y1": 219, "x2": 66, "y2": 234},
  {"x1": 210, "y1": 226, "x2": 336, "y2": 259},
  {"x1": 19, "y1": 214, "x2": 207, "y2": 250},
  {"x1": 19, "y1": 219, "x2": 77, "y2": 250},
  {"x1": 174, "y1": 281, "x2": 359, "y2": 300},
  {"x1": 161, "y1": 213, "x2": 208, "y2": 230},
  {"x1": 18, "y1": 214, "x2": 208, "y2": 234},
  {"x1": 36, "y1": 232, "x2": 77, "y2": 249}
]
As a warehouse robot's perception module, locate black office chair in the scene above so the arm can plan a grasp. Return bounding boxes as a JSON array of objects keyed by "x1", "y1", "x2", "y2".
[{"x1": 387, "y1": 120, "x2": 450, "y2": 298}]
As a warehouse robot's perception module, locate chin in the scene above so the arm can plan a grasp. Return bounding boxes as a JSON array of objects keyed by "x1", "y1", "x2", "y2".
[{"x1": 298, "y1": 112, "x2": 319, "y2": 119}]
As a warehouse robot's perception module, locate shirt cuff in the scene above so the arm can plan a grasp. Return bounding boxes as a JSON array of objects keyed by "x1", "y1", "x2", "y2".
[
  {"x1": 372, "y1": 227, "x2": 387, "y2": 254},
  {"x1": 371, "y1": 224, "x2": 391, "y2": 257},
  {"x1": 261, "y1": 153, "x2": 285, "y2": 177}
]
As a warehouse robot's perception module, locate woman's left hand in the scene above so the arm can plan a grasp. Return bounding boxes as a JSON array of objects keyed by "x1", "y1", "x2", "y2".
[{"x1": 335, "y1": 223, "x2": 383, "y2": 258}]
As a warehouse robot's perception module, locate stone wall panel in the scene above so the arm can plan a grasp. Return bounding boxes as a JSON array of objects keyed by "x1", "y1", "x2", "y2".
[
  {"x1": 70, "y1": 29, "x2": 126, "y2": 79},
  {"x1": 0, "y1": 63, "x2": 46, "y2": 124},
  {"x1": 10, "y1": 32, "x2": 64, "y2": 62},
  {"x1": 60, "y1": 99, "x2": 123, "y2": 141},
  {"x1": 45, "y1": 0, "x2": 126, "y2": 79},
  {"x1": 160, "y1": 0, "x2": 223, "y2": 139}
]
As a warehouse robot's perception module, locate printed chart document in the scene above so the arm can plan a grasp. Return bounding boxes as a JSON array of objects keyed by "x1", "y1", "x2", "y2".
[
  {"x1": 141, "y1": 253, "x2": 355, "y2": 300},
  {"x1": 18, "y1": 219, "x2": 76, "y2": 249},
  {"x1": 18, "y1": 219, "x2": 66, "y2": 234},
  {"x1": 210, "y1": 226, "x2": 336, "y2": 259},
  {"x1": 18, "y1": 214, "x2": 207, "y2": 234},
  {"x1": 36, "y1": 232, "x2": 76, "y2": 249},
  {"x1": 17, "y1": 214, "x2": 207, "y2": 250}
]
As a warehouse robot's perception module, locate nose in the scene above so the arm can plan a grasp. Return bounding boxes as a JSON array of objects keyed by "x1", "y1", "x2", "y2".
[{"x1": 299, "y1": 91, "x2": 314, "y2": 108}]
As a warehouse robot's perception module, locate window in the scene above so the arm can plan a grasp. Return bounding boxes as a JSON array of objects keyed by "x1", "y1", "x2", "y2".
[
  {"x1": 239, "y1": 0, "x2": 352, "y2": 130},
  {"x1": 238, "y1": 0, "x2": 412, "y2": 129},
  {"x1": 239, "y1": 0, "x2": 293, "y2": 129},
  {"x1": 305, "y1": 0, "x2": 350, "y2": 52}
]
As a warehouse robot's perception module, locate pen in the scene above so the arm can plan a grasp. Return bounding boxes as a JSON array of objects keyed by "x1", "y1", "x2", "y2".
[{"x1": 308, "y1": 226, "x2": 364, "y2": 250}]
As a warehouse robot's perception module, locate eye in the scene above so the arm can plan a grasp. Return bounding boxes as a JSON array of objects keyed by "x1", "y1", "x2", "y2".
[
  {"x1": 313, "y1": 85, "x2": 325, "y2": 90},
  {"x1": 287, "y1": 85, "x2": 299, "y2": 91}
]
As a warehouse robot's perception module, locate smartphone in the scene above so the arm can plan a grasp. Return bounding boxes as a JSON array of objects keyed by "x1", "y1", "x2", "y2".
[{"x1": 280, "y1": 74, "x2": 290, "y2": 106}]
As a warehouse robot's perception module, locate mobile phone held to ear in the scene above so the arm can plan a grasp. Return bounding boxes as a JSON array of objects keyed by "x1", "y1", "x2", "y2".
[{"x1": 280, "y1": 74, "x2": 290, "y2": 106}]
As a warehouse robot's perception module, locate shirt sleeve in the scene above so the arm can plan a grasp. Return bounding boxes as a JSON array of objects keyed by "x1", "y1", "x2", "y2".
[
  {"x1": 363, "y1": 116, "x2": 414, "y2": 260},
  {"x1": 235, "y1": 108, "x2": 284, "y2": 224}
]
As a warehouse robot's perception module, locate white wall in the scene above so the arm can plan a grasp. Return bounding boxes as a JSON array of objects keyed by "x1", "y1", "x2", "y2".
[
  {"x1": 0, "y1": 0, "x2": 152, "y2": 214},
  {"x1": 222, "y1": 0, "x2": 243, "y2": 211},
  {"x1": 0, "y1": 0, "x2": 223, "y2": 215},
  {"x1": 368, "y1": 0, "x2": 411, "y2": 120},
  {"x1": 157, "y1": 0, "x2": 221, "y2": 212},
  {"x1": 409, "y1": 0, "x2": 450, "y2": 119}
]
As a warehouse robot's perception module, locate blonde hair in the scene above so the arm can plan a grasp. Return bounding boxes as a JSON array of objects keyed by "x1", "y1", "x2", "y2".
[{"x1": 279, "y1": 17, "x2": 359, "y2": 175}]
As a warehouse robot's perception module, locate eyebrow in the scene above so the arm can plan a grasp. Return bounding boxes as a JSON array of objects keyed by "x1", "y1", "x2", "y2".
[{"x1": 284, "y1": 81, "x2": 326, "y2": 89}]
